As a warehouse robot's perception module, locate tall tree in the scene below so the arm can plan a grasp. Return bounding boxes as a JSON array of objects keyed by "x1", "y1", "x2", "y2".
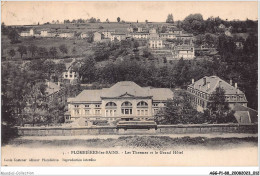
[
  {"x1": 8, "y1": 49, "x2": 16, "y2": 59},
  {"x1": 79, "y1": 57, "x2": 97, "y2": 83},
  {"x1": 37, "y1": 47, "x2": 48, "y2": 58},
  {"x1": 182, "y1": 13, "x2": 205, "y2": 35},
  {"x1": 28, "y1": 44, "x2": 38, "y2": 58},
  {"x1": 72, "y1": 47, "x2": 77, "y2": 55},
  {"x1": 166, "y1": 14, "x2": 174, "y2": 23},
  {"x1": 17, "y1": 45, "x2": 27, "y2": 59},
  {"x1": 117, "y1": 17, "x2": 121, "y2": 23},
  {"x1": 49, "y1": 47, "x2": 58, "y2": 58},
  {"x1": 208, "y1": 87, "x2": 235, "y2": 123},
  {"x1": 59, "y1": 44, "x2": 68, "y2": 56},
  {"x1": 8, "y1": 29, "x2": 20, "y2": 44}
]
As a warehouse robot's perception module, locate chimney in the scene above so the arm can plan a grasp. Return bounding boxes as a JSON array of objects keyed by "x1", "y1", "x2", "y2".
[
  {"x1": 47, "y1": 81, "x2": 50, "y2": 88},
  {"x1": 203, "y1": 77, "x2": 206, "y2": 86},
  {"x1": 58, "y1": 81, "x2": 60, "y2": 87},
  {"x1": 192, "y1": 79, "x2": 194, "y2": 84},
  {"x1": 219, "y1": 81, "x2": 222, "y2": 87},
  {"x1": 230, "y1": 79, "x2": 233, "y2": 86},
  {"x1": 235, "y1": 83, "x2": 237, "y2": 89},
  {"x1": 207, "y1": 82, "x2": 210, "y2": 89}
]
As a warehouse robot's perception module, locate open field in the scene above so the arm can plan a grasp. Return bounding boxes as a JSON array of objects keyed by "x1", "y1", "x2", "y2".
[{"x1": 1, "y1": 35, "x2": 94, "y2": 60}]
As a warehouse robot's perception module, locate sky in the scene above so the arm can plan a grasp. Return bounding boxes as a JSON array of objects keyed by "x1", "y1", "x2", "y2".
[{"x1": 1, "y1": 1, "x2": 258, "y2": 25}]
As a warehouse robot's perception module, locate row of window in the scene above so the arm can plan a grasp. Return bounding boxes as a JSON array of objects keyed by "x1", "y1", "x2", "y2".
[
  {"x1": 75, "y1": 109, "x2": 101, "y2": 115},
  {"x1": 188, "y1": 87, "x2": 245, "y2": 102},
  {"x1": 74, "y1": 101, "x2": 149, "y2": 108},
  {"x1": 73, "y1": 108, "x2": 152, "y2": 116},
  {"x1": 65, "y1": 74, "x2": 77, "y2": 78}
]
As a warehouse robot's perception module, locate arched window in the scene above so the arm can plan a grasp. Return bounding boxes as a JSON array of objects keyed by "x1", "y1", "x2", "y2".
[
  {"x1": 137, "y1": 101, "x2": 148, "y2": 107},
  {"x1": 105, "y1": 102, "x2": 117, "y2": 117},
  {"x1": 137, "y1": 101, "x2": 148, "y2": 116},
  {"x1": 121, "y1": 101, "x2": 132, "y2": 115},
  {"x1": 121, "y1": 101, "x2": 132, "y2": 107},
  {"x1": 106, "y1": 102, "x2": 117, "y2": 107}
]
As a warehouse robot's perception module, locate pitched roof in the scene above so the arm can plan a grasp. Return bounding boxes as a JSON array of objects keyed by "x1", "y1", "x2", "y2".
[
  {"x1": 234, "y1": 111, "x2": 251, "y2": 124},
  {"x1": 188, "y1": 76, "x2": 245, "y2": 95},
  {"x1": 150, "y1": 88, "x2": 173, "y2": 101},
  {"x1": 69, "y1": 81, "x2": 173, "y2": 102},
  {"x1": 102, "y1": 81, "x2": 150, "y2": 98},
  {"x1": 233, "y1": 104, "x2": 258, "y2": 123}
]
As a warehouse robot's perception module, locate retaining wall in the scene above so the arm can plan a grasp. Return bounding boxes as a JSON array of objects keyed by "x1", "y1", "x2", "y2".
[{"x1": 17, "y1": 123, "x2": 258, "y2": 136}]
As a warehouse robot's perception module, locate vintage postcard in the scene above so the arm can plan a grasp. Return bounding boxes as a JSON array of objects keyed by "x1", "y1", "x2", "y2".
[{"x1": 1, "y1": 1, "x2": 259, "y2": 174}]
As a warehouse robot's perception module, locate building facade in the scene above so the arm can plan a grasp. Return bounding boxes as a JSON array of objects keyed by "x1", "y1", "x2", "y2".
[
  {"x1": 20, "y1": 29, "x2": 34, "y2": 37},
  {"x1": 149, "y1": 38, "x2": 164, "y2": 49},
  {"x1": 65, "y1": 81, "x2": 173, "y2": 123},
  {"x1": 102, "y1": 30, "x2": 115, "y2": 39},
  {"x1": 110, "y1": 33, "x2": 126, "y2": 41},
  {"x1": 173, "y1": 45, "x2": 195, "y2": 59},
  {"x1": 93, "y1": 32, "x2": 102, "y2": 42},
  {"x1": 131, "y1": 33, "x2": 149, "y2": 39},
  {"x1": 187, "y1": 76, "x2": 248, "y2": 112}
]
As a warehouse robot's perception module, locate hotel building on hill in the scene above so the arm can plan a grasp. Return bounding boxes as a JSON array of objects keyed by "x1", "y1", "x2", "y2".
[
  {"x1": 65, "y1": 81, "x2": 173, "y2": 123},
  {"x1": 187, "y1": 76, "x2": 248, "y2": 112}
]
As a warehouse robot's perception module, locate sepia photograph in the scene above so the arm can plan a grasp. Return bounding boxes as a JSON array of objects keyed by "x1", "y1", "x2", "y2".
[{"x1": 0, "y1": 1, "x2": 259, "y2": 175}]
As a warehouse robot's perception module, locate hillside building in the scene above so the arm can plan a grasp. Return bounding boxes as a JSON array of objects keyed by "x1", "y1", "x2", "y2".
[
  {"x1": 93, "y1": 32, "x2": 103, "y2": 42},
  {"x1": 110, "y1": 33, "x2": 126, "y2": 41},
  {"x1": 173, "y1": 45, "x2": 195, "y2": 59},
  {"x1": 102, "y1": 30, "x2": 115, "y2": 39},
  {"x1": 20, "y1": 29, "x2": 34, "y2": 37},
  {"x1": 149, "y1": 38, "x2": 164, "y2": 49}
]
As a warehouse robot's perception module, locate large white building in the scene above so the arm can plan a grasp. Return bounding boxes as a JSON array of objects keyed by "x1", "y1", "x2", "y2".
[
  {"x1": 187, "y1": 76, "x2": 248, "y2": 112},
  {"x1": 65, "y1": 81, "x2": 173, "y2": 123}
]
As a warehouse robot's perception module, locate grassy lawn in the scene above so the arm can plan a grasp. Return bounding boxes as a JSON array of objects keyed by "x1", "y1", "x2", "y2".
[{"x1": 2, "y1": 35, "x2": 93, "y2": 60}]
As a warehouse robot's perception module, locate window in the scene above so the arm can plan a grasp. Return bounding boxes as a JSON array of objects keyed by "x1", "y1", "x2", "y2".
[
  {"x1": 74, "y1": 105, "x2": 79, "y2": 108},
  {"x1": 121, "y1": 101, "x2": 132, "y2": 115},
  {"x1": 85, "y1": 109, "x2": 90, "y2": 115},
  {"x1": 105, "y1": 102, "x2": 117, "y2": 107},
  {"x1": 74, "y1": 109, "x2": 79, "y2": 115},
  {"x1": 95, "y1": 109, "x2": 101, "y2": 115},
  {"x1": 153, "y1": 103, "x2": 158, "y2": 107},
  {"x1": 137, "y1": 101, "x2": 148, "y2": 107},
  {"x1": 85, "y1": 104, "x2": 90, "y2": 108},
  {"x1": 95, "y1": 104, "x2": 100, "y2": 108}
]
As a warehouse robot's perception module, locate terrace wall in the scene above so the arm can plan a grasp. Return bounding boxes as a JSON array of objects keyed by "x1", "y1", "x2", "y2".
[{"x1": 17, "y1": 124, "x2": 257, "y2": 136}]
